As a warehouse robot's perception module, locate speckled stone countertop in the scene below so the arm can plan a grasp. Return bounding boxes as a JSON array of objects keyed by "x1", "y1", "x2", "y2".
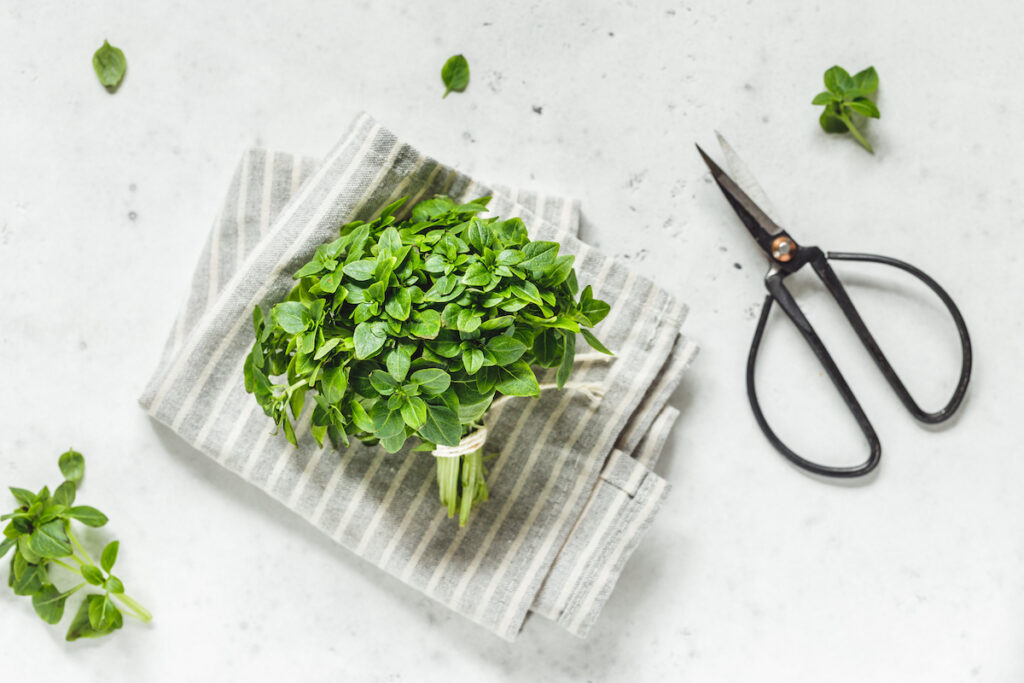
[{"x1": 2, "y1": 1, "x2": 1022, "y2": 680}]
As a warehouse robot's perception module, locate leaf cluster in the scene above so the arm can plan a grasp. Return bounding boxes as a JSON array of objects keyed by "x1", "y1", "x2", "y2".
[
  {"x1": 1, "y1": 450, "x2": 151, "y2": 640},
  {"x1": 812, "y1": 65, "x2": 880, "y2": 153},
  {"x1": 244, "y1": 194, "x2": 612, "y2": 456}
]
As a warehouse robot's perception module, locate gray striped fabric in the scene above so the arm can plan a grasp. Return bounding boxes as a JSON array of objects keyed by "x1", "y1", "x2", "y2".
[{"x1": 140, "y1": 113, "x2": 697, "y2": 641}]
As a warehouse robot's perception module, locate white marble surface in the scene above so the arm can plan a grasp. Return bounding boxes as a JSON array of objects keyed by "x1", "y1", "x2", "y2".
[{"x1": 2, "y1": 0, "x2": 1023, "y2": 680}]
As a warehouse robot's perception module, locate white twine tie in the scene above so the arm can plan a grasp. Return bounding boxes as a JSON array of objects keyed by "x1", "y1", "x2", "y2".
[{"x1": 431, "y1": 351, "x2": 615, "y2": 458}]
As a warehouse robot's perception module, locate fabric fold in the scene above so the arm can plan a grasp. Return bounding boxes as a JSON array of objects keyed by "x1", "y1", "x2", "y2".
[{"x1": 142, "y1": 113, "x2": 696, "y2": 640}]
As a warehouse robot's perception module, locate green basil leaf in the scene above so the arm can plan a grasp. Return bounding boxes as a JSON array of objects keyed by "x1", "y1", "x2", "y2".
[
  {"x1": 66, "y1": 506, "x2": 109, "y2": 528},
  {"x1": 28, "y1": 520, "x2": 73, "y2": 558},
  {"x1": 321, "y1": 366, "x2": 349, "y2": 404},
  {"x1": 58, "y1": 449, "x2": 86, "y2": 485},
  {"x1": 823, "y1": 65, "x2": 853, "y2": 94},
  {"x1": 400, "y1": 396, "x2": 428, "y2": 429},
  {"x1": 53, "y1": 480, "x2": 76, "y2": 507},
  {"x1": 81, "y1": 565, "x2": 105, "y2": 586},
  {"x1": 32, "y1": 584, "x2": 70, "y2": 624},
  {"x1": 485, "y1": 335, "x2": 527, "y2": 365},
  {"x1": 92, "y1": 40, "x2": 127, "y2": 89},
  {"x1": 353, "y1": 322, "x2": 388, "y2": 358},
  {"x1": 419, "y1": 402, "x2": 462, "y2": 447},
  {"x1": 494, "y1": 360, "x2": 541, "y2": 397},
  {"x1": 410, "y1": 368, "x2": 452, "y2": 396},
  {"x1": 273, "y1": 301, "x2": 308, "y2": 334},
  {"x1": 409, "y1": 309, "x2": 442, "y2": 339},
  {"x1": 463, "y1": 348, "x2": 485, "y2": 375},
  {"x1": 580, "y1": 328, "x2": 613, "y2": 355},
  {"x1": 848, "y1": 97, "x2": 880, "y2": 119},
  {"x1": 101, "y1": 540, "x2": 120, "y2": 573},
  {"x1": 811, "y1": 91, "x2": 835, "y2": 105},
  {"x1": 441, "y1": 54, "x2": 470, "y2": 98},
  {"x1": 10, "y1": 487, "x2": 35, "y2": 507},
  {"x1": 370, "y1": 370, "x2": 399, "y2": 395}
]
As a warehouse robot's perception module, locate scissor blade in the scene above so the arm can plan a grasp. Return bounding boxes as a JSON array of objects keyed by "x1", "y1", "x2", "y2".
[
  {"x1": 715, "y1": 131, "x2": 777, "y2": 220},
  {"x1": 696, "y1": 144, "x2": 783, "y2": 256}
]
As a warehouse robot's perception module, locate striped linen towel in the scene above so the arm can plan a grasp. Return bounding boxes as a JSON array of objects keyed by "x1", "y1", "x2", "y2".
[{"x1": 140, "y1": 113, "x2": 698, "y2": 641}]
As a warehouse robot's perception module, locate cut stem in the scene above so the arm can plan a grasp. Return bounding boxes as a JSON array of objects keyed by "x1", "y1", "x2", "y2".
[{"x1": 839, "y1": 113, "x2": 873, "y2": 153}]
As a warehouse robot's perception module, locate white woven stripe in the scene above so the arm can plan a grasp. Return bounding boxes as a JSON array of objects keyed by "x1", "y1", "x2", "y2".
[{"x1": 568, "y1": 473, "x2": 669, "y2": 634}]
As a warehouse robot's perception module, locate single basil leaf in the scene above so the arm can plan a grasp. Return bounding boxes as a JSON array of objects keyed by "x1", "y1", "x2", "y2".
[
  {"x1": 101, "y1": 540, "x2": 119, "y2": 573},
  {"x1": 321, "y1": 366, "x2": 349, "y2": 404},
  {"x1": 103, "y1": 576, "x2": 125, "y2": 594},
  {"x1": 81, "y1": 564, "x2": 105, "y2": 586},
  {"x1": 350, "y1": 400, "x2": 376, "y2": 433},
  {"x1": 851, "y1": 66, "x2": 879, "y2": 95},
  {"x1": 58, "y1": 449, "x2": 86, "y2": 485},
  {"x1": 494, "y1": 359, "x2": 541, "y2": 397},
  {"x1": 823, "y1": 65, "x2": 853, "y2": 94},
  {"x1": 410, "y1": 368, "x2": 451, "y2": 396},
  {"x1": 53, "y1": 480, "x2": 76, "y2": 507},
  {"x1": 343, "y1": 258, "x2": 377, "y2": 281},
  {"x1": 13, "y1": 561, "x2": 47, "y2": 596},
  {"x1": 9, "y1": 487, "x2": 35, "y2": 506},
  {"x1": 409, "y1": 309, "x2": 442, "y2": 338},
  {"x1": 370, "y1": 369, "x2": 399, "y2": 395},
  {"x1": 28, "y1": 520, "x2": 73, "y2": 559},
  {"x1": 384, "y1": 287, "x2": 412, "y2": 321},
  {"x1": 463, "y1": 348, "x2": 485, "y2": 375},
  {"x1": 580, "y1": 328, "x2": 613, "y2": 355},
  {"x1": 419, "y1": 402, "x2": 462, "y2": 447},
  {"x1": 0, "y1": 536, "x2": 15, "y2": 560},
  {"x1": 92, "y1": 40, "x2": 127, "y2": 89},
  {"x1": 581, "y1": 296, "x2": 611, "y2": 325},
  {"x1": 386, "y1": 345, "x2": 413, "y2": 382},
  {"x1": 441, "y1": 54, "x2": 470, "y2": 98},
  {"x1": 485, "y1": 335, "x2": 527, "y2": 366},
  {"x1": 32, "y1": 584, "x2": 70, "y2": 624},
  {"x1": 353, "y1": 321, "x2": 388, "y2": 359},
  {"x1": 67, "y1": 595, "x2": 109, "y2": 640},
  {"x1": 400, "y1": 396, "x2": 428, "y2": 429},
  {"x1": 462, "y1": 262, "x2": 491, "y2": 287},
  {"x1": 847, "y1": 97, "x2": 880, "y2": 119},
  {"x1": 66, "y1": 506, "x2": 109, "y2": 528},
  {"x1": 518, "y1": 241, "x2": 560, "y2": 274},
  {"x1": 819, "y1": 109, "x2": 848, "y2": 134},
  {"x1": 811, "y1": 91, "x2": 836, "y2": 105},
  {"x1": 272, "y1": 301, "x2": 308, "y2": 334}
]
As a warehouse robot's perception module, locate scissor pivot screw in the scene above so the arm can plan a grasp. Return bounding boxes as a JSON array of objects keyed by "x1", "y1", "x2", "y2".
[{"x1": 772, "y1": 236, "x2": 796, "y2": 262}]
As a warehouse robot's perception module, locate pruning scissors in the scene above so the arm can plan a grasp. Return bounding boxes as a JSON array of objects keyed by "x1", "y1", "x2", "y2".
[{"x1": 697, "y1": 137, "x2": 972, "y2": 478}]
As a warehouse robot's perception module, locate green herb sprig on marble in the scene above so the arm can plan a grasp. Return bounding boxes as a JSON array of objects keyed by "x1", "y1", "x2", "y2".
[
  {"x1": 244, "y1": 195, "x2": 611, "y2": 525},
  {"x1": 812, "y1": 65, "x2": 880, "y2": 153},
  {"x1": 1, "y1": 450, "x2": 151, "y2": 641}
]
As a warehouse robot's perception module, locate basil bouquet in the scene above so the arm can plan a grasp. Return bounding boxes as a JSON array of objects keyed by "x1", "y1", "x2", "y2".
[{"x1": 244, "y1": 195, "x2": 611, "y2": 525}]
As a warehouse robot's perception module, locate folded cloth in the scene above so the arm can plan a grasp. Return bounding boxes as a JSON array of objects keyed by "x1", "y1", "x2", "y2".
[{"x1": 140, "y1": 113, "x2": 698, "y2": 641}]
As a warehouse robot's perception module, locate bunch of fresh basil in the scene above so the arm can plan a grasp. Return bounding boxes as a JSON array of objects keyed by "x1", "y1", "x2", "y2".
[{"x1": 244, "y1": 195, "x2": 611, "y2": 524}]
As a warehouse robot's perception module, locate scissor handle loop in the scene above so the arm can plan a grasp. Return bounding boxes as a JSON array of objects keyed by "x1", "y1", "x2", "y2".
[
  {"x1": 747, "y1": 276, "x2": 881, "y2": 478},
  {"x1": 823, "y1": 251, "x2": 972, "y2": 423},
  {"x1": 747, "y1": 247, "x2": 972, "y2": 478}
]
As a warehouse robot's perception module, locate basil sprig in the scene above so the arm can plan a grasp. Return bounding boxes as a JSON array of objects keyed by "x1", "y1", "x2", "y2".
[
  {"x1": 812, "y1": 65, "x2": 880, "y2": 153},
  {"x1": 1, "y1": 450, "x2": 151, "y2": 640},
  {"x1": 244, "y1": 195, "x2": 611, "y2": 524}
]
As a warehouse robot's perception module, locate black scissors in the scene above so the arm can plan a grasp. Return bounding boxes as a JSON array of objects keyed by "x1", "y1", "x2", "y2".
[{"x1": 696, "y1": 142, "x2": 972, "y2": 478}]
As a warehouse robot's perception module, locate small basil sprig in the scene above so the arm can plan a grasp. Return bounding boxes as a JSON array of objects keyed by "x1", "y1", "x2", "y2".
[
  {"x1": 1, "y1": 450, "x2": 151, "y2": 641},
  {"x1": 244, "y1": 195, "x2": 612, "y2": 525},
  {"x1": 812, "y1": 65, "x2": 880, "y2": 153},
  {"x1": 441, "y1": 54, "x2": 470, "y2": 98}
]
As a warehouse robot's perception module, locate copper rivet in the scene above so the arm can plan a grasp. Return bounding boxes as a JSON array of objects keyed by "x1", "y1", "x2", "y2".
[{"x1": 771, "y1": 236, "x2": 795, "y2": 262}]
